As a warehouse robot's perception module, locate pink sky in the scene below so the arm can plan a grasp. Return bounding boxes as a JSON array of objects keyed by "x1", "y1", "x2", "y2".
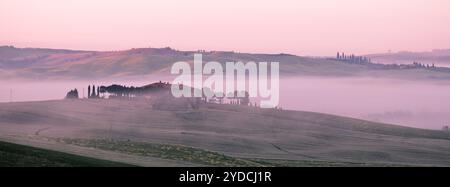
[{"x1": 1, "y1": 0, "x2": 450, "y2": 56}]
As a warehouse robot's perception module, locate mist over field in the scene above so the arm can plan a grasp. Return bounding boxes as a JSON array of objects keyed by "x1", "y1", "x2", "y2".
[
  {"x1": 2, "y1": 45, "x2": 450, "y2": 130},
  {"x1": 281, "y1": 77, "x2": 450, "y2": 129},
  {"x1": 1, "y1": 76, "x2": 450, "y2": 130}
]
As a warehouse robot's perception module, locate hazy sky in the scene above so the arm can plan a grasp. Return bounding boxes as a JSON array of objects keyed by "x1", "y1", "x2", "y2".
[{"x1": 1, "y1": 0, "x2": 450, "y2": 56}]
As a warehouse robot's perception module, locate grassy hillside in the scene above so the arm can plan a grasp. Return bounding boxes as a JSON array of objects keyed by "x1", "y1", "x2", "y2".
[
  {"x1": 2, "y1": 46, "x2": 450, "y2": 80},
  {"x1": 0, "y1": 137, "x2": 409, "y2": 167},
  {"x1": 0, "y1": 140, "x2": 134, "y2": 167},
  {"x1": 1, "y1": 99, "x2": 450, "y2": 166},
  {"x1": 57, "y1": 138, "x2": 410, "y2": 167}
]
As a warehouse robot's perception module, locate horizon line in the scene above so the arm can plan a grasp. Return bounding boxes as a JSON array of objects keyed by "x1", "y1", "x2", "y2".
[{"x1": 1, "y1": 43, "x2": 450, "y2": 58}]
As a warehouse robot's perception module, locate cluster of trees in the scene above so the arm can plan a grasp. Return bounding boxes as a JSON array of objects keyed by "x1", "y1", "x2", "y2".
[
  {"x1": 336, "y1": 52, "x2": 371, "y2": 64},
  {"x1": 100, "y1": 84, "x2": 134, "y2": 98},
  {"x1": 375, "y1": 62, "x2": 439, "y2": 70},
  {"x1": 65, "y1": 89, "x2": 79, "y2": 99},
  {"x1": 70, "y1": 81, "x2": 259, "y2": 108},
  {"x1": 443, "y1": 126, "x2": 449, "y2": 132},
  {"x1": 412, "y1": 62, "x2": 436, "y2": 69},
  {"x1": 87, "y1": 85, "x2": 101, "y2": 99},
  {"x1": 367, "y1": 61, "x2": 440, "y2": 70},
  {"x1": 335, "y1": 52, "x2": 441, "y2": 71},
  {"x1": 97, "y1": 81, "x2": 171, "y2": 99}
]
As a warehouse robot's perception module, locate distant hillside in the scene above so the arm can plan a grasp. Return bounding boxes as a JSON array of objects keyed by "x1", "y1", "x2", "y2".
[
  {"x1": 2, "y1": 46, "x2": 450, "y2": 80},
  {"x1": 367, "y1": 49, "x2": 450, "y2": 67}
]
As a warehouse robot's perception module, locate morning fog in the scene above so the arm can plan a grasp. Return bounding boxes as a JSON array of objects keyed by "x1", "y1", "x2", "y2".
[{"x1": 170, "y1": 54, "x2": 279, "y2": 108}]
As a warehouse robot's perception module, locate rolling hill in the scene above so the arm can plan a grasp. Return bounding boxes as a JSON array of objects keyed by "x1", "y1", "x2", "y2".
[
  {"x1": 2, "y1": 46, "x2": 450, "y2": 80},
  {"x1": 1, "y1": 99, "x2": 450, "y2": 166}
]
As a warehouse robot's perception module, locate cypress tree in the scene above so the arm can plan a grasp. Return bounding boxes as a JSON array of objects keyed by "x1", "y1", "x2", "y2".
[{"x1": 92, "y1": 85, "x2": 96, "y2": 98}]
